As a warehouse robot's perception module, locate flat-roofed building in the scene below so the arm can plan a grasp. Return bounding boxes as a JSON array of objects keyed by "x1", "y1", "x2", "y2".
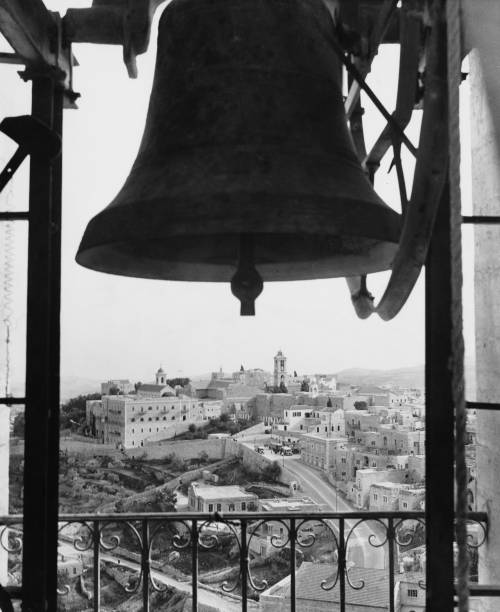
[
  {"x1": 301, "y1": 433, "x2": 345, "y2": 471},
  {"x1": 187, "y1": 483, "x2": 258, "y2": 512}
]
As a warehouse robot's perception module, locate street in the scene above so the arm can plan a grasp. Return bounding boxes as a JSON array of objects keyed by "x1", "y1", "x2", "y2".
[
  {"x1": 284, "y1": 458, "x2": 387, "y2": 570},
  {"x1": 100, "y1": 554, "x2": 259, "y2": 611}
]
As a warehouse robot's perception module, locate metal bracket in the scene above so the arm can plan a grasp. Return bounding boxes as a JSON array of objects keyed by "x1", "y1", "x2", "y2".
[
  {"x1": 64, "y1": 0, "x2": 165, "y2": 78},
  {"x1": 0, "y1": 1, "x2": 79, "y2": 106},
  {"x1": 0, "y1": 115, "x2": 61, "y2": 193}
]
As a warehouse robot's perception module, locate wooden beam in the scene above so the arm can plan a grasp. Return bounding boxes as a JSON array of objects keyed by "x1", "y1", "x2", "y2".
[{"x1": 0, "y1": 0, "x2": 74, "y2": 92}]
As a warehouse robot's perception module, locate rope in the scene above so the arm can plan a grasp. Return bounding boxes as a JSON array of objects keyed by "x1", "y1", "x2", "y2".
[{"x1": 446, "y1": 0, "x2": 469, "y2": 609}]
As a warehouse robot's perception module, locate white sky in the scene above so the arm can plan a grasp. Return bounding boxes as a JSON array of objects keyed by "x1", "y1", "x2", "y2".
[{"x1": 0, "y1": 1, "x2": 476, "y2": 387}]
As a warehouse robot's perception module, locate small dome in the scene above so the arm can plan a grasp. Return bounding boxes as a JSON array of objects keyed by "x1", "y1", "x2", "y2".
[{"x1": 157, "y1": 366, "x2": 165, "y2": 374}]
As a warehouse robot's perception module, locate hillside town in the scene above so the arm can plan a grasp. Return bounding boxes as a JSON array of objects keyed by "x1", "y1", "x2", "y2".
[
  {"x1": 5, "y1": 350, "x2": 477, "y2": 611},
  {"x1": 84, "y1": 350, "x2": 429, "y2": 516}
]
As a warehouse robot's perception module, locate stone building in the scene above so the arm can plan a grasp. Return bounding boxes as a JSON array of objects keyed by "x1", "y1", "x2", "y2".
[{"x1": 187, "y1": 483, "x2": 257, "y2": 512}]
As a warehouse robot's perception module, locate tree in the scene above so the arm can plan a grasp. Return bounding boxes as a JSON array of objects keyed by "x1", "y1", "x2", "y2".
[
  {"x1": 12, "y1": 412, "x2": 25, "y2": 438},
  {"x1": 300, "y1": 380, "x2": 309, "y2": 392},
  {"x1": 240, "y1": 364, "x2": 244, "y2": 372},
  {"x1": 155, "y1": 488, "x2": 177, "y2": 512},
  {"x1": 188, "y1": 423, "x2": 196, "y2": 433},
  {"x1": 279, "y1": 382, "x2": 288, "y2": 393},
  {"x1": 263, "y1": 461, "x2": 282, "y2": 482},
  {"x1": 327, "y1": 397, "x2": 333, "y2": 408},
  {"x1": 198, "y1": 450, "x2": 209, "y2": 464},
  {"x1": 60, "y1": 393, "x2": 101, "y2": 430},
  {"x1": 294, "y1": 370, "x2": 298, "y2": 378},
  {"x1": 108, "y1": 385, "x2": 121, "y2": 395},
  {"x1": 166, "y1": 377, "x2": 190, "y2": 388}
]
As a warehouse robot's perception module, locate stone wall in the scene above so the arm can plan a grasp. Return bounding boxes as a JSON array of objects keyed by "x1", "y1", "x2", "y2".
[{"x1": 127, "y1": 438, "x2": 232, "y2": 461}]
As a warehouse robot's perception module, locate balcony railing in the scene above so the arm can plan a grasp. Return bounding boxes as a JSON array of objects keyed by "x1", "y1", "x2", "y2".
[{"x1": 0, "y1": 511, "x2": 487, "y2": 612}]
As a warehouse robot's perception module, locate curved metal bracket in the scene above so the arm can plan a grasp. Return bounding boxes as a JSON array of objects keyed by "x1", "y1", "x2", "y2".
[{"x1": 346, "y1": 2, "x2": 448, "y2": 321}]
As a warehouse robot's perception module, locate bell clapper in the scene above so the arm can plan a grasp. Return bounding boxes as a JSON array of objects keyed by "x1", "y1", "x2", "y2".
[{"x1": 231, "y1": 235, "x2": 264, "y2": 316}]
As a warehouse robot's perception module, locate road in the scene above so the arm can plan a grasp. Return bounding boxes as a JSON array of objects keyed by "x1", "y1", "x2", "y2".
[
  {"x1": 284, "y1": 458, "x2": 387, "y2": 570},
  {"x1": 101, "y1": 554, "x2": 259, "y2": 611}
]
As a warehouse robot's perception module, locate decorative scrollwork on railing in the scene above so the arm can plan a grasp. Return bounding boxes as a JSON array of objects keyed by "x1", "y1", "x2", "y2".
[
  {"x1": 394, "y1": 517, "x2": 425, "y2": 547},
  {"x1": 58, "y1": 520, "x2": 94, "y2": 552},
  {"x1": 171, "y1": 519, "x2": 192, "y2": 551},
  {"x1": 2, "y1": 511, "x2": 445, "y2": 609},
  {"x1": 344, "y1": 518, "x2": 389, "y2": 591},
  {"x1": 0, "y1": 524, "x2": 23, "y2": 554},
  {"x1": 309, "y1": 519, "x2": 339, "y2": 592},
  {"x1": 464, "y1": 518, "x2": 488, "y2": 550},
  {"x1": 148, "y1": 519, "x2": 178, "y2": 593},
  {"x1": 100, "y1": 520, "x2": 143, "y2": 595},
  {"x1": 56, "y1": 583, "x2": 71, "y2": 596},
  {"x1": 198, "y1": 519, "x2": 222, "y2": 551},
  {"x1": 214, "y1": 519, "x2": 242, "y2": 594}
]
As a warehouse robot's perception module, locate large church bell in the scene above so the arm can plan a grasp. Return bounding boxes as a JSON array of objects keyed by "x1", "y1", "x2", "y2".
[{"x1": 76, "y1": 0, "x2": 402, "y2": 315}]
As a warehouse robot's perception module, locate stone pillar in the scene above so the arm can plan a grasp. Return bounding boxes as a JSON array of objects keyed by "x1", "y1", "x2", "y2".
[{"x1": 470, "y1": 48, "x2": 500, "y2": 605}]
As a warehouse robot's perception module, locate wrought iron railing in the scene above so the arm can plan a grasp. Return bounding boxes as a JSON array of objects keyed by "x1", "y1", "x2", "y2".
[{"x1": 0, "y1": 511, "x2": 487, "y2": 612}]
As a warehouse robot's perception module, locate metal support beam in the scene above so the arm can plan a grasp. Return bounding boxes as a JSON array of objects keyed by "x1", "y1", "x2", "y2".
[
  {"x1": 425, "y1": 182, "x2": 455, "y2": 611},
  {"x1": 0, "y1": 0, "x2": 77, "y2": 102},
  {"x1": 22, "y1": 76, "x2": 63, "y2": 612}
]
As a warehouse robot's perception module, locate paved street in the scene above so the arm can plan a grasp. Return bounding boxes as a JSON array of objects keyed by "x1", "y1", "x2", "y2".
[{"x1": 284, "y1": 458, "x2": 387, "y2": 570}]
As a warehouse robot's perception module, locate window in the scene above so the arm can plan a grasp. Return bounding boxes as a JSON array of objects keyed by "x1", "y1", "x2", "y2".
[
  {"x1": 241, "y1": 502, "x2": 246, "y2": 510},
  {"x1": 383, "y1": 496, "x2": 388, "y2": 503},
  {"x1": 373, "y1": 494, "x2": 378, "y2": 500},
  {"x1": 131, "y1": 417, "x2": 135, "y2": 422},
  {"x1": 148, "y1": 406, "x2": 152, "y2": 410},
  {"x1": 228, "y1": 503, "x2": 235, "y2": 511},
  {"x1": 408, "y1": 589, "x2": 418, "y2": 598},
  {"x1": 208, "y1": 504, "x2": 213, "y2": 512},
  {"x1": 403, "y1": 502, "x2": 408, "y2": 509},
  {"x1": 216, "y1": 503, "x2": 221, "y2": 512}
]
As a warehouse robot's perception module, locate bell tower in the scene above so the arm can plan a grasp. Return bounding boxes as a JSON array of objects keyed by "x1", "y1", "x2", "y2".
[
  {"x1": 273, "y1": 350, "x2": 287, "y2": 388},
  {"x1": 155, "y1": 366, "x2": 166, "y2": 386}
]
